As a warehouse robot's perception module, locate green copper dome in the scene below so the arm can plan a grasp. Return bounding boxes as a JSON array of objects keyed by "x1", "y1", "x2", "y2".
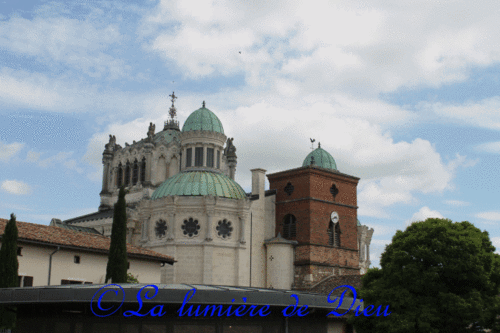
[
  {"x1": 182, "y1": 103, "x2": 224, "y2": 134},
  {"x1": 302, "y1": 144, "x2": 337, "y2": 170},
  {"x1": 153, "y1": 129, "x2": 180, "y2": 144},
  {"x1": 151, "y1": 171, "x2": 246, "y2": 200}
]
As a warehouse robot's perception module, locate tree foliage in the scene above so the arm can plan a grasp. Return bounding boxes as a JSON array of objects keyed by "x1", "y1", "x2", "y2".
[
  {"x1": 0, "y1": 213, "x2": 19, "y2": 329},
  {"x1": 127, "y1": 272, "x2": 140, "y2": 284},
  {"x1": 350, "y1": 218, "x2": 500, "y2": 333},
  {"x1": 105, "y1": 187, "x2": 128, "y2": 283}
]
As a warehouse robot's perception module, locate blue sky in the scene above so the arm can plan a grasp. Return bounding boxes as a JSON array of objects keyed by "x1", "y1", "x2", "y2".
[{"x1": 1, "y1": 0, "x2": 499, "y2": 267}]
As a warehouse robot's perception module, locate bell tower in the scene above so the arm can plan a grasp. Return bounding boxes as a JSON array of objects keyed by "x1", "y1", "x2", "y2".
[{"x1": 267, "y1": 143, "x2": 360, "y2": 290}]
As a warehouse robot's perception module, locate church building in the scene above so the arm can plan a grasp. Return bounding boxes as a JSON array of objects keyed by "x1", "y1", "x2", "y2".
[{"x1": 63, "y1": 93, "x2": 374, "y2": 290}]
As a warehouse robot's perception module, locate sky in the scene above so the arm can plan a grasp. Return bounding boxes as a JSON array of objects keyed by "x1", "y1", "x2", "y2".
[{"x1": 1, "y1": 0, "x2": 499, "y2": 268}]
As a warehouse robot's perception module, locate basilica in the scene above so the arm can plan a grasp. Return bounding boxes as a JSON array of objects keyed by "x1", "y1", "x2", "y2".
[{"x1": 63, "y1": 93, "x2": 374, "y2": 290}]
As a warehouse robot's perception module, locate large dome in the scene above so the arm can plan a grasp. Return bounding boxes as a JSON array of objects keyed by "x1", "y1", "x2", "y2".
[
  {"x1": 182, "y1": 104, "x2": 224, "y2": 134},
  {"x1": 302, "y1": 145, "x2": 337, "y2": 170},
  {"x1": 151, "y1": 171, "x2": 246, "y2": 200}
]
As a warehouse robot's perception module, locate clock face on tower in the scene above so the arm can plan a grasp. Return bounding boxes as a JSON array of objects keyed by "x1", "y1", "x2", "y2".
[{"x1": 330, "y1": 211, "x2": 339, "y2": 223}]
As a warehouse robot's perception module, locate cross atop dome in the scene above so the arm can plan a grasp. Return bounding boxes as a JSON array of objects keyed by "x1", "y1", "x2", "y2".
[
  {"x1": 168, "y1": 91, "x2": 177, "y2": 119},
  {"x1": 163, "y1": 91, "x2": 180, "y2": 131}
]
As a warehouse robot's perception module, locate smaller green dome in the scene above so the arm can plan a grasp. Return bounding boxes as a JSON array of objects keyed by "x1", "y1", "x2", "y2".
[
  {"x1": 151, "y1": 171, "x2": 246, "y2": 200},
  {"x1": 357, "y1": 219, "x2": 361, "y2": 227},
  {"x1": 182, "y1": 103, "x2": 224, "y2": 134},
  {"x1": 302, "y1": 144, "x2": 337, "y2": 170},
  {"x1": 153, "y1": 129, "x2": 180, "y2": 144}
]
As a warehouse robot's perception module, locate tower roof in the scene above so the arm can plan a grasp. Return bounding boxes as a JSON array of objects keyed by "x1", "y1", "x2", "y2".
[
  {"x1": 302, "y1": 143, "x2": 337, "y2": 170},
  {"x1": 181, "y1": 102, "x2": 224, "y2": 134},
  {"x1": 151, "y1": 170, "x2": 246, "y2": 200}
]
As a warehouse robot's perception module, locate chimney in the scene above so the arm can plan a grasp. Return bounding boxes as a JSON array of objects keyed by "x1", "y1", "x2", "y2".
[{"x1": 251, "y1": 168, "x2": 267, "y2": 197}]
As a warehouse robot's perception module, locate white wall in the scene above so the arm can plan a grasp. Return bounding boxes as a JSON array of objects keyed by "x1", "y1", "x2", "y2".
[{"x1": 5, "y1": 242, "x2": 162, "y2": 286}]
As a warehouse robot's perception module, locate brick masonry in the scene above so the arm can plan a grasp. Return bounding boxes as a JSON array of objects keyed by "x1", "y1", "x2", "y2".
[{"x1": 267, "y1": 165, "x2": 361, "y2": 290}]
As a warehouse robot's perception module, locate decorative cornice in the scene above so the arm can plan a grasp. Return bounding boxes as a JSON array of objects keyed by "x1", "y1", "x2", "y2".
[{"x1": 275, "y1": 197, "x2": 358, "y2": 209}]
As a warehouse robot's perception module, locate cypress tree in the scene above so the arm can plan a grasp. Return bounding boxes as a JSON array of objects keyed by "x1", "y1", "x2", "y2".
[
  {"x1": 105, "y1": 187, "x2": 128, "y2": 283},
  {"x1": 0, "y1": 213, "x2": 19, "y2": 329}
]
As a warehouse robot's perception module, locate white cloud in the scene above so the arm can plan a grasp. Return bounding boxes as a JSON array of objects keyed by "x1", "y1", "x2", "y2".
[
  {"x1": 26, "y1": 151, "x2": 42, "y2": 162},
  {"x1": 444, "y1": 199, "x2": 470, "y2": 207},
  {"x1": 476, "y1": 141, "x2": 500, "y2": 154},
  {"x1": 0, "y1": 141, "x2": 24, "y2": 162},
  {"x1": 1, "y1": 180, "x2": 32, "y2": 195},
  {"x1": 425, "y1": 97, "x2": 500, "y2": 130},
  {"x1": 406, "y1": 206, "x2": 444, "y2": 226},
  {"x1": 25, "y1": 150, "x2": 84, "y2": 174},
  {"x1": 491, "y1": 237, "x2": 500, "y2": 254},
  {"x1": 37, "y1": 152, "x2": 73, "y2": 168},
  {"x1": 0, "y1": 15, "x2": 126, "y2": 79},
  {"x1": 476, "y1": 211, "x2": 500, "y2": 222},
  {"x1": 144, "y1": 0, "x2": 500, "y2": 96}
]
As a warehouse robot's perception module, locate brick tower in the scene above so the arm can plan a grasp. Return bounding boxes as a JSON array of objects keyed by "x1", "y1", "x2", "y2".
[{"x1": 267, "y1": 143, "x2": 360, "y2": 289}]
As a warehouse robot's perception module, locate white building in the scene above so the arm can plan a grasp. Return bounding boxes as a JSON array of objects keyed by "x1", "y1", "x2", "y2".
[
  {"x1": 0, "y1": 218, "x2": 174, "y2": 286},
  {"x1": 63, "y1": 93, "x2": 373, "y2": 290}
]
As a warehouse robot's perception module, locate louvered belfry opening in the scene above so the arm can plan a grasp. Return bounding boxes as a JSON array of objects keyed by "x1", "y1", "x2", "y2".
[
  {"x1": 328, "y1": 221, "x2": 341, "y2": 247},
  {"x1": 283, "y1": 214, "x2": 297, "y2": 239}
]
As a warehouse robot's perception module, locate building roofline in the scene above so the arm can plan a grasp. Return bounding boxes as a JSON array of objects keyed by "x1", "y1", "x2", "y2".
[
  {"x1": 10, "y1": 238, "x2": 174, "y2": 264},
  {"x1": 0, "y1": 219, "x2": 175, "y2": 264},
  {"x1": 0, "y1": 284, "x2": 363, "y2": 311},
  {"x1": 267, "y1": 165, "x2": 360, "y2": 181},
  {"x1": 64, "y1": 210, "x2": 113, "y2": 224}
]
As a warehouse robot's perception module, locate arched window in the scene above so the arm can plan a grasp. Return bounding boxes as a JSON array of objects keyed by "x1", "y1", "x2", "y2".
[
  {"x1": 283, "y1": 214, "x2": 297, "y2": 239},
  {"x1": 140, "y1": 157, "x2": 146, "y2": 182},
  {"x1": 328, "y1": 221, "x2": 341, "y2": 247},
  {"x1": 117, "y1": 163, "x2": 123, "y2": 188},
  {"x1": 124, "y1": 162, "x2": 131, "y2": 186},
  {"x1": 132, "y1": 159, "x2": 139, "y2": 185}
]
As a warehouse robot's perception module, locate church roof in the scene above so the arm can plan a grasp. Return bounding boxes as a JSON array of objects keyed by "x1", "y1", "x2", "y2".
[
  {"x1": 0, "y1": 219, "x2": 175, "y2": 264},
  {"x1": 64, "y1": 209, "x2": 114, "y2": 224},
  {"x1": 302, "y1": 144, "x2": 337, "y2": 170},
  {"x1": 182, "y1": 104, "x2": 224, "y2": 134},
  {"x1": 151, "y1": 170, "x2": 246, "y2": 200},
  {"x1": 154, "y1": 128, "x2": 180, "y2": 144}
]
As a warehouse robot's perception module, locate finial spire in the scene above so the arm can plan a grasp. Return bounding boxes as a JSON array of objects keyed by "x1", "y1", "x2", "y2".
[
  {"x1": 164, "y1": 91, "x2": 180, "y2": 131},
  {"x1": 202, "y1": 100, "x2": 206, "y2": 108},
  {"x1": 318, "y1": 142, "x2": 321, "y2": 149},
  {"x1": 168, "y1": 91, "x2": 177, "y2": 119}
]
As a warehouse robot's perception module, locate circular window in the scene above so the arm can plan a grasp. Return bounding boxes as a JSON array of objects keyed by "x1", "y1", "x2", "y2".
[
  {"x1": 216, "y1": 219, "x2": 233, "y2": 239},
  {"x1": 182, "y1": 218, "x2": 200, "y2": 237},
  {"x1": 155, "y1": 220, "x2": 167, "y2": 238}
]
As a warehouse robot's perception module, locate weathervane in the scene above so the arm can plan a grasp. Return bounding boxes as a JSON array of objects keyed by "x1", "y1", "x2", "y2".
[{"x1": 310, "y1": 138, "x2": 315, "y2": 150}]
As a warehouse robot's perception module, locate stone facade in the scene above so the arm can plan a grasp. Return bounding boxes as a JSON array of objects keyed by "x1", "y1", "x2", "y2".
[{"x1": 64, "y1": 96, "x2": 373, "y2": 291}]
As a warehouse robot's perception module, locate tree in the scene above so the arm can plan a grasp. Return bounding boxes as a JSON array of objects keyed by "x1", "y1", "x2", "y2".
[
  {"x1": 0, "y1": 213, "x2": 19, "y2": 329},
  {"x1": 350, "y1": 218, "x2": 500, "y2": 333},
  {"x1": 105, "y1": 187, "x2": 128, "y2": 283}
]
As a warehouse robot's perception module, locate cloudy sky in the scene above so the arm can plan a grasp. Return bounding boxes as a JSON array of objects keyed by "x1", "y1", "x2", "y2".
[{"x1": 1, "y1": 0, "x2": 499, "y2": 267}]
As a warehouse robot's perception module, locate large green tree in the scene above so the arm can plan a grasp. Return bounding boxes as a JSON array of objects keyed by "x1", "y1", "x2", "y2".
[
  {"x1": 0, "y1": 213, "x2": 19, "y2": 329},
  {"x1": 350, "y1": 218, "x2": 500, "y2": 333},
  {"x1": 105, "y1": 187, "x2": 128, "y2": 283}
]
